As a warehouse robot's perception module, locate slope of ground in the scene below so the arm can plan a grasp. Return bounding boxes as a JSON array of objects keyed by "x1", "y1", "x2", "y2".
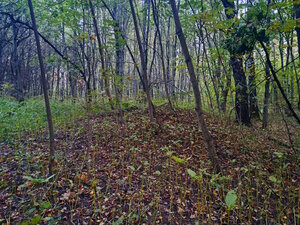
[{"x1": 0, "y1": 108, "x2": 299, "y2": 224}]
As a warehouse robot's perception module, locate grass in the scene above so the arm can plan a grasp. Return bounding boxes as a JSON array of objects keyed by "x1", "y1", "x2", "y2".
[
  {"x1": 0, "y1": 96, "x2": 200, "y2": 143},
  {"x1": 0, "y1": 97, "x2": 85, "y2": 142}
]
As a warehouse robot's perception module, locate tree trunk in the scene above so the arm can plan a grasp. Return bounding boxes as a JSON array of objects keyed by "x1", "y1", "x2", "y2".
[
  {"x1": 170, "y1": 0, "x2": 220, "y2": 172},
  {"x1": 260, "y1": 41, "x2": 300, "y2": 125},
  {"x1": 129, "y1": 0, "x2": 154, "y2": 121},
  {"x1": 113, "y1": 2, "x2": 128, "y2": 124},
  {"x1": 171, "y1": 36, "x2": 177, "y2": 98},
  {"x1": 221, "y1": 0, "x2": 250, "y2": 125},
  {"x1": 230, "y1": 56, "x2": 251, "y2": 125},
  {"x1": 262, "y1": 58, "x2": 271, "y2": 129},
  {"x1": 89, "y1": 0, "x2": 114, "y2": 109},
  {"x1": 142, "y1": 0, "x2": 150, "y2": 67},
  {"x1": 294, "y1": 1, "x2": 300, "y2": 110},
  {"x1": 246, "y1": 52, "x2": 260, "y2": 119},
  {"x1": 28, "y1": 0, "x2": 55, "y2": 175},
  {"x1": 151, "y1": 0, "x2": 174, "y2": 110},
  {"x1": 11, "y1": 21, "x2": 23, "y2": 101}
]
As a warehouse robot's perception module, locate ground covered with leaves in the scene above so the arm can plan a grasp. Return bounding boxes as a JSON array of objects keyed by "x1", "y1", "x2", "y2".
[{"x1": 0, "y1": 108, "x2": 299, "y2": 224}]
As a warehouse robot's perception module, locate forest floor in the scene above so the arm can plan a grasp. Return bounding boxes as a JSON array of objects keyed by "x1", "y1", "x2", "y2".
[{"x1": 0, "y1": 107, "x2": 299, "y2": 224}]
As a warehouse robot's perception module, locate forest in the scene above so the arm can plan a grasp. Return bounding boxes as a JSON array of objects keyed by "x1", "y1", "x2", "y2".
[{"x1": 0, "y1": 0, "x2": 299, "y2": 224}]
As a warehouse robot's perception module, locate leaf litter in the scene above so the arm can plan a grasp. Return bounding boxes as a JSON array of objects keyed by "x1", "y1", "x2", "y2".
[{"x1": 0, "y1": 108, "x2": 299, "y2": 224}]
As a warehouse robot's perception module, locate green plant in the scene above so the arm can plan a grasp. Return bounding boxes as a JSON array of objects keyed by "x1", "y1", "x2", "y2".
[{"x1": 0, "y1": 97, "x2": 85, "y2": 142}]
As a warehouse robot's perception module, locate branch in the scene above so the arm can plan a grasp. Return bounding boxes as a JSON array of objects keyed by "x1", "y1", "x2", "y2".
[
  {"x1": 100, "y1": 0, "x2": 145, "y2": 90},
  {"x1": 0, "y1": 12, "x2": 85, "y2": 79},
  {"x1": 260, "y1": 40, "x2": 300, "y2": 125}
]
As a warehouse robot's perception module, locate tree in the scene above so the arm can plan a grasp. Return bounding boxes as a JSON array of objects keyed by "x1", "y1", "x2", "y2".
[
  {"x1": 169, "y1": 0, "x2": 220, "y2": 172},
  {"x1": 89, "y1": 0, "x2": 114, "y2": 109},
  {"x1": 246, "y1": 52, "x2": 260, "y2": 119},
  {"x1": 260, "y1": 40, "x2": 300, "y2": 125},
  {"x1": 221, "y1": 0, "x2": 251, "y2": 125},
  {"x1": 294, "y1": 1, "x2": 300, "y2": 110},
  {"x1": 129, "y1": 0, "x2": 155, "y2": 121},
  {"x1": 28, "y1": 0, "x2": 55, "y2": 175},
  {"x1": 262, "y1": 1, "x2": 271, "y2": 129},
  {"x1": 151, "y1": 0, "x2": 174, "y2": 110}
]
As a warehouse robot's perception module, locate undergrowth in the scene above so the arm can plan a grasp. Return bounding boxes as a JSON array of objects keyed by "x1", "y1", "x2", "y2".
[
  {"x1": 0, "y1": 97, "x2": 185, "y2": 143},
  {"x1": 0, "y1": 105, "x2": 299, "y2": 224},
  {"x1": 0, "y1": 97, "x2": 85, "y2": 142}
]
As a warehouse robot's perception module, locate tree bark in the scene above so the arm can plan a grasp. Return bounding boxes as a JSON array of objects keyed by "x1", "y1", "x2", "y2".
[
  {"x1": 246, "y1": 52, "x2": 260, "y2": 119},
  {"x1": 221, "y1": 0, "x2": 250, "y2": 125},
  {"x1": 294, "y1": 1, "x2": 300, "y2": 110},
  {"x1": 294, "y1": 1, "x2": 300, "y2": 64},
  {"x1": 169, "y1": 0, "x2": 220, "y2": 172},
  {"x1": 28, "y1": 0, "x2": 55, "y2": 175},
  {"x1": 230, "y1": 56, "x2": 251, "y2": 125},
  {"x1": 129, "y1": 0, "x2": 155, "y2": 121},
  {"x1": 260, "y1": 41, "x2": 300, "y2": 125},
  {"x1": 151, "y1": 0, "x2": 174, "y2": 110},
  {"x1": 11, "y1": 21, "x2": 23, "y2": 101},
  {"x1": 262, "y1": 58, "x2": 271, "y2": 129}
]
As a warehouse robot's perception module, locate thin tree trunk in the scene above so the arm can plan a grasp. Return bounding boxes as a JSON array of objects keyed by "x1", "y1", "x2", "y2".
[
  {"x1": 89, "y1": 0, "x2": 114, "y2": 109},
  {"x1": 170, "y1": 0, "x2": 220, "y2": 172},
  {"x1": 294, "y1": 1, "x2": 300, "y2": 110},
  {"x1": 11, "y1": 21, "x2": 23, "y2": 101},
  {"x1": 200, "y1": 49, "x2": 214, "y2": 111},
  {"x1": 28, "y1": 0, "x2": 55, "y2": 175},
  {"x1": 113, "y1": 3, "x2": 125, "y2": 124},
  {"x1": 101, "y1": 0, "x2": 155, "y2": 116},
  {"x1": 246, "y1": 52, "x2": 260, "y2": 119},
  {"x1": 151, "y1": 0, "x2": 174, "y2": 110},
  {"x1": 129, "y1": 0, "x2": 154, "y2": 121},
  {"x1": 260, "y1": 41, "x2": 300, "y2": 125},
  {"x1": 56, "y1": 65, "x2": 60, "y2": 99},
  {"x1": 291, "y1": 48, "x2": 300, "y2": 112},
  {"x1": 262, "y1": 57, "x2": 271, "y2": 129},
  {"x1": 171, "y1": 36, "x2": 177, "y2": 98}
]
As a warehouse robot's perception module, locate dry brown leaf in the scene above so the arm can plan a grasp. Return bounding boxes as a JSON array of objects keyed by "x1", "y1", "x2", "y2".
[{"x1": 80, "y1": 173, "x2": 88, "y2": 184}]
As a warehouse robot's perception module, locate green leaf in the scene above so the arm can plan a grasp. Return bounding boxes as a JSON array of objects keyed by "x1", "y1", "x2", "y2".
[
  {"x1": 155, "y1": 170, "x2": 161, "y2": 176},
  {"x1": 225, "y1": 190, "x2": 237, "y2": 210},
  {"x1": 166, "y1": 151, "x2": 174, "y2": 156},
  {"x1": 31, "y1": 215, "x2": 41, "y2": 225},
  {"x1": 91, "y1": 180, "x2": 98, "y2": 188},
  {"x1": 187, "y1": 169, "x2": 197, "y2": 178},
  {"x1": 128, "y1": 166, "x2": 135, "y2": 171},
  {"x1": 39, "y1": 201, "x2": 51, "y2": 210},
  {"x1": 269, "y1": 176, "x2": 281, "y2": 184},
  {"x1": 274, "y1": 151, "x2": 284, "y2": 159},
  {"x1": 26, "y1": 208, "x2": 36, "y2": 215},
  {"x1": 44, "y1": 216, "x2": 53, "y2": 221},
  {"x1": 112, "y1": 216, "x2": 124, "y2": 225},
  {"x1": 23, "y1": 174, "x2": 55, "y2": 184},
  {"x1": 172, "y1": 156, "x2": 186, "y2": 164}
]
